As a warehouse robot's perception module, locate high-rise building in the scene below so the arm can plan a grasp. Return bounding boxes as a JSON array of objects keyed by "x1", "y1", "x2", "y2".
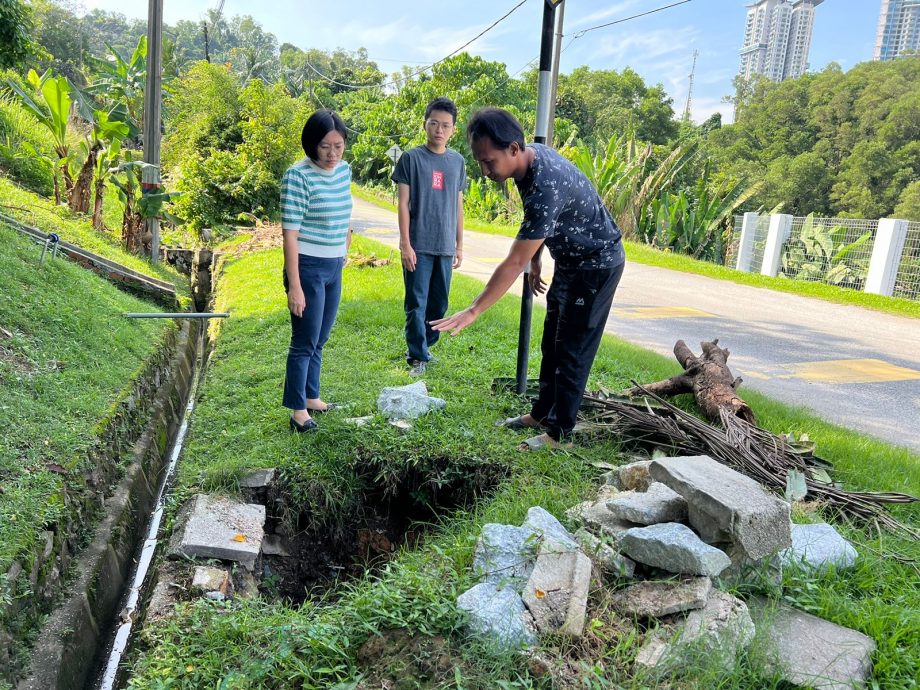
[
  {"x1": 739, "y1": 0, "x2": 824, "y2": 81},
  {"x1": 874, "y1": 0, "x2": 920, "y2": 60}
]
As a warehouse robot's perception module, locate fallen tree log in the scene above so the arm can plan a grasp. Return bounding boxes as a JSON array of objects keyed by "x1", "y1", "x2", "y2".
[{"x1": 625, "y1": 339, "x2": 755, "y2": 425}]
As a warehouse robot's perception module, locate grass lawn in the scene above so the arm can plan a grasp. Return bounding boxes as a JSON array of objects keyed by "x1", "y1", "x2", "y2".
[
  {"x1": 127, "y1": 237, "x2": 919, "y2": 689},
  {"x1": 0, "y1": 221, "x2": 175, "y2": 671},
  {"x1": 352, "y1": 183, "x2": 920, "y2": 320},
  {"x1": 0, "y1": 174, "x2": 188, "y2": 297}
]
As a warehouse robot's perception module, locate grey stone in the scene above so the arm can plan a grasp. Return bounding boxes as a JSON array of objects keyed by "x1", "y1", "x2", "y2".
[
  {"x1": 566, "y1": 499, "x2": 637, "y2": 546},
  {"x1": 650, "y1": 456, "x2": 792, "y2": 560},
  {"x1": 389, "y1": 419, "x2": 413, "y2": 432},
  {"x1": 346, "y1": 415, "x2": 374, "y2": 426},
  {"x1": 750, "y1": 598, "x2": 876, "y2": 690},
  {"x1": 574, "y1": 528, "x2": 635, "y2": 578},
  {"x1": 169, "y1": 494, "x2": 265, "y2": 571},
  {"x1": 688, "y1": 503, "x2": 731, "y2": 544},
  {"x1": 191, "y1": 566, "x2": 229, "y2": 593},
  {"x1": 635, "y1": 591, "x2": 755, "y2": 675},
  {"x1": 620, "y1": 523, "x2": 731, "y2": 577},
  {"x1": 204, "y1": 591, "x2": 226, "y2": 601},
  {"x1": 781, "y1": 523, "x2": 858, "y2": 572},
  {"x1": 522, "y1": 506, "x2": 579, "y2": 553},
  {"x1": 521, "y1": 547, "x2": 592, "y2": 637},
  {"x1": 261, "y1": 534, "x2": 289, "y2": 557},
  {"x1": 472, "y1": 524, "x2": 538, "y2": 588},
  {"x1": 377, "y1": 381, "x2": 446, "y2": 419},
  {"x1": 606, "y1": 482, "x2": 688, "y2": 525},
  {"x1": 613, "y1": 577, "x2": 711, "y2": 618},
  {"x1": 239, "y1": 468, "x2": 275, "y2": 489},
  {"x1": 457, "y1": 582, "x2": 537, "y2": 650}
]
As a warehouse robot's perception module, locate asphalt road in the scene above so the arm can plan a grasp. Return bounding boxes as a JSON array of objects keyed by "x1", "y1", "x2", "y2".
[{"x1": 351, "y1": 196, "x2": 920, "y2": 453}]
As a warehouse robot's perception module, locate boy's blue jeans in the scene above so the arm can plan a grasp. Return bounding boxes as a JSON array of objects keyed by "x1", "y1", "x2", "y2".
[
  {"x1": 282, "y1": 254, "x2": 344, "y2": 410},
  {"x1": 403, "y1": 253, "x2": 452, "y2": 363}
]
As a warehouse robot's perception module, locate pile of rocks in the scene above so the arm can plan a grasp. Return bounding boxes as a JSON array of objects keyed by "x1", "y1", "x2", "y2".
[{"x1": 458, "y1": 454, "x2": 876, "y2": 688}]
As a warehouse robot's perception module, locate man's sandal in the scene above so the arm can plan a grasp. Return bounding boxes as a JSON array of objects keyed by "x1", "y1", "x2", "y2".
[
  {"x1": 518, "y1": 433, "x2": 573, "y2": 451},
  {"x1": 498, "y1": 415, "x2": 542, "y2": 430}
]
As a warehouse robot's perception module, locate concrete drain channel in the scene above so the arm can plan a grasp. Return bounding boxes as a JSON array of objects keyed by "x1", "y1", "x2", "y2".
[{"x1": 11, "y1": 249, "x2": 503, "y2": 690}]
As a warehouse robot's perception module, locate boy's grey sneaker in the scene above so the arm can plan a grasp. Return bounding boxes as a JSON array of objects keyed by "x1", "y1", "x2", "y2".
[{"x1": 408, "y1": 359, "x2": 427, "y2": 377}]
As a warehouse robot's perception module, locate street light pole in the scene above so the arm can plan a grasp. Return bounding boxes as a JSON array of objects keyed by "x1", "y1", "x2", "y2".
[
  {"x1": 515, "y1": 0, "x2": 564, "y2": 395},
  {"x1": 143, "y1": 0, "x2": 163, "y2": 264}
]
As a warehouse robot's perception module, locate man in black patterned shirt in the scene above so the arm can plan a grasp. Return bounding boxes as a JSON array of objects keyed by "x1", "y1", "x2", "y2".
[{"x1": 431, "y1": 108, "x2": 626, "y2": 450}]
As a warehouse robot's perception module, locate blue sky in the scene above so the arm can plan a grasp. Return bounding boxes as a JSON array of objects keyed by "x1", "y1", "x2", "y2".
[{"x1": 86, "y1": 0, "x2": 881, "y2": 123}]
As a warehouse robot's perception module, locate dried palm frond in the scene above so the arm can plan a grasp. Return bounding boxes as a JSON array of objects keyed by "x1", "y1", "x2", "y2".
[{"x1": 580, "y1": 384, "x2": 919, "y2": 540}]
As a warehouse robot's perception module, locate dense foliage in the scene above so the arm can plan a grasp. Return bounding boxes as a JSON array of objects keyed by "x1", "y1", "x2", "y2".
[{"x1": 707, "y1": 60, "x2": 920, "y2": 220}]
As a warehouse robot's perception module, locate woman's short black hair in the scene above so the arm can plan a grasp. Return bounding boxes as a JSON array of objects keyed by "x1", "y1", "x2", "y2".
[
  {"x1": 425, "y1": 96, "x2": 458, "y2": 124},
  {"x1": 466, "y1": 108, "x2": 525, "y2": 150},
  {"x1": 301, "y1": 109, "x2": 348, "y2": 160}
]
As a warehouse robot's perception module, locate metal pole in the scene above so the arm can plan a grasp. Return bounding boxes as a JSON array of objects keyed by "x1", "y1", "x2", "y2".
[
  {"x1": 516, "y1": 0, "x2": 560, "y2": 395},
  {"x1": 124, "y1": 313, "x2": 230, "y2": 319},
  {"x1": 143, "y1": 0, "x2": 164, "y2": 265},
  {"x1": 546, "y1": 1, "x2": 565, "y2": 147}
]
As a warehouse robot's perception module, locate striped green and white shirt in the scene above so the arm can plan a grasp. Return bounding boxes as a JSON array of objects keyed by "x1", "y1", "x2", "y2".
[{"x1": 280, "y1": 158, "x2": 352, "y2": 257}]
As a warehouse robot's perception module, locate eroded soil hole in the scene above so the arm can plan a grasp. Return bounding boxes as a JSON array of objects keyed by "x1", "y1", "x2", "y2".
[{"x1": 252, "y1": 457, "x2": 506, "y2": 605}]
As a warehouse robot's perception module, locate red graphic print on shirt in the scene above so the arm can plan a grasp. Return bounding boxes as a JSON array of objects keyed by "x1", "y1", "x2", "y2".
[{"x1": 431, "y1": 170, "x2": 444, "y2": 190}]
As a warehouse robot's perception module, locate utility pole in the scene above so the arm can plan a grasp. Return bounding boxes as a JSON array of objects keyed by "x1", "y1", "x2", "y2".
[
  {"x1": 546, "y1": 0, "x2": 566, "y2": 147},
  {"x1": 143, "y1": 0, "x2": 163, "y2": 264},
  {"x1": 516, "y1": 0, "x2": 564, "y2": 395},
  {"x1": 202, "y1": 21, "x2": 210, "y2": 62}
]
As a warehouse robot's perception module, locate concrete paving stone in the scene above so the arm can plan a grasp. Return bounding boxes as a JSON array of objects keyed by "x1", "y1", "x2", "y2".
[
  {"x1": 522, "y1": 506, "x2": 579, "y2": 553},
  {"x1": 650, "y1": 456, "x2": 791, "y2": 560},
  {"x1": 171, "y1": 494, "x2": 265, "y2": 571},
  {"x1": 239, "y1": 469, "x2": 275, "y2": 489},
  {"x1": 522, "y1": 547, "x2": 592, "y2": 638},
  {"x1": 620, "y1": 523, "x2": 732, "y2": 577},
  {"x1": 781, "y1": 523, "x2": 858, "y2": 572},
  {"x1": 606, "y1": 482, "x2": 688, "y2": 525},
  {"x1": 749, "y1": 597, "x2": 876, "y2": 690},
  {"x1": 612, "y1": 577, "x2": 711, "y2": 618}
]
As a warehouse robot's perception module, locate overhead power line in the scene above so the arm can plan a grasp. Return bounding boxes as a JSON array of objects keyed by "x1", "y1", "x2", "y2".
[
  {"x1": 571, "y1": 0, "x2": 693, "y2": 39},
  {"x1": 304, "y1": 0, "x2": 532, "y2": 92}
]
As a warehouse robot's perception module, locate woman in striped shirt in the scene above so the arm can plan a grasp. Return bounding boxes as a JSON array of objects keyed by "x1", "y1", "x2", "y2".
[{"x1": 280, "y1": 110, "x2": 353, "y2": 433}]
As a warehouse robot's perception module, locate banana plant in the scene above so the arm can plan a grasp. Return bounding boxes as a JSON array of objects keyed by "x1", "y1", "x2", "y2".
[
  {"x1": 109, "y1": 155, "x2": 182, "y2": 253},
  {"x1": 4, "y1": 69, "x2": 74, "y2": 204},
  {"x1": 83, "y1": 37, "x2": 147, "y2": 134},
  {"x1": 781, "y1": 214, "x2": 872, "y2": 288}
]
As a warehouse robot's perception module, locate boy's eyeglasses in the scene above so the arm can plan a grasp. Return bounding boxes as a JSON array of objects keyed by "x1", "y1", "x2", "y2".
[{"x1": 426, "y1": 120, "x2": 454, "y2": 131}]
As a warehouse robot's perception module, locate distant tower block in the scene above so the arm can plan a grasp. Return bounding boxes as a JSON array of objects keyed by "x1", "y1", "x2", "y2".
[
  {"x1": 874, "y1": 0, "x2": 920, "y2": 61},
  {"x1": 738, "y1": 0, "x2": 824, "y2": 82}
]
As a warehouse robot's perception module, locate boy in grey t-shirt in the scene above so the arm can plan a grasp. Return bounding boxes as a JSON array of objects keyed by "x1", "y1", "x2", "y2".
[{"x1": 391, "y1": 97, "x2": 466, "y2": 376}]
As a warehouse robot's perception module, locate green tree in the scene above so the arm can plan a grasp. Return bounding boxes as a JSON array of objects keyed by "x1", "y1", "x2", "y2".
[
  {"x1": 0, "y1": 0, "x2": 35, "y2": 69},
  {"x1": 894, "y1": 180, "x2": 920, "y2": 221}
]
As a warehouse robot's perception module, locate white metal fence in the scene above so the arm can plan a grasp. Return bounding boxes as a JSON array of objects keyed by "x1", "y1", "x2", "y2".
[{"x1": 731, "y1": 213, "x2": 919, "y2": 301}]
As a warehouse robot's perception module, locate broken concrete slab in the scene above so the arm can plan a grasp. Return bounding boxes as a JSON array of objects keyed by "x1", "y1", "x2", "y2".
[
  {"x1": 239, "y1": 468, "x2": 274, "y2": 489},
  {"x1": 191, "y1": 566, "x2": 229, "y2": 594},
  {"x1": 635, "y1": 590, "x2": 755, "y2": 675},
  {"x1": 574, "y1": 528, "x2": 635, "y2": 578},
  {"x1": 720, "y1": 543, "x2": 783, "y2": 588},
  {"x1": 612, "y1": 577, "x2": 711, "y2": 618},
  {"x1": 472, "y1": 523, "x2": 538, "y2": 588},
  {"x1": 521, "y1": 547, "x2": 592, "y2": 638},
  {"x1": 781, "y1": 523, "x2": 858, "y2": 572},
  {"x1": 522, "y1": 506, "x2": 579, "y2": 553},
  {"x1": 566, "y1": 499, "x2": 637, "y2": 546},
  {"x1": 260, "y1": 534, "x2": 290, "y2": 557},
  {"x1": 168, "y1": 494, "x2": 265, "y2": 571},
  {"x1": 606, "y1": 482, "x2": 688, "y2": 525},
  {"x1": 457, "y1": 582, "x2": 537, "y2": 650},
  {"x1": 749, "y1": 598, "x2": 876, "y2": 690},
  {"x1": 650, "y1": 456, "x2": 791, "y2": 560},
  {"x1": 377, "y1": 381, "x2": 446, "y2": 419},
  {"x1": 620, "y1": 523, "x2": 731, "y2": 577}
]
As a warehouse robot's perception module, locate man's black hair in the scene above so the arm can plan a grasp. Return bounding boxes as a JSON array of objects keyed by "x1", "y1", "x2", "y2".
[
  {"x1": 301, "y1": 109, "x2": 348, "y2": 160},
  {"x1": 425, "y1": 96, "x2": 458, "y2": 124},
  {"x1": 466, "y1": 108, "x2": 525, "y2": 150}
]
